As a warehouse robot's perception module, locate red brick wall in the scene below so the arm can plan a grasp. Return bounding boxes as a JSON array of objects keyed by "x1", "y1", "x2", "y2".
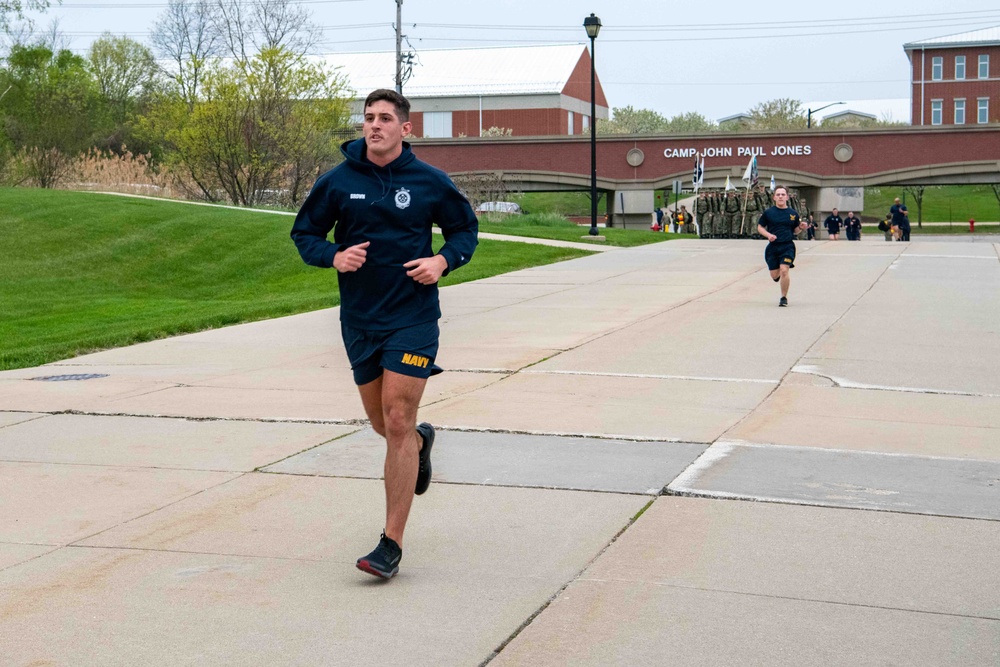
[
  {"x1": 561, "y1": 49, "x2": 609, "y2": 108},
  {"x1": 411, "y1": 128, "x2": 1000, "y2": 184},
  {"x1": 909, "y1": 45, "x2": 1000, "y2": 125}
]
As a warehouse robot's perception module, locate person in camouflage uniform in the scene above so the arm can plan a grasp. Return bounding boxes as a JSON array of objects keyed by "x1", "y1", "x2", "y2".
[
  {"x1": 740, "y1": 187, "x2": 761, "y2": 237},
  {"x1": 725, "y1": 191, "x2": 740, "y2": 238},
  {"x1": 696, "y1": 193, "x2": 711, "y2": 237}
]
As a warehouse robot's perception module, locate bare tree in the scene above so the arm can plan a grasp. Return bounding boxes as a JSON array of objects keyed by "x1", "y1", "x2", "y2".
[
  {"x1": 989, "y1": 185, "x2": 1000, "y2": 223},
  {"x1": 903, "y1": 185, "x2": 926, "y2": 228},
  {"x1": 211, "y1": 0, "x2": 318, "y2": 65},
  {"x1": 0, "y1": 0, "x2": 51, "y2": 33},
  {"x1": 150, "y1": 0, "x2": 219, "y2": 108}
]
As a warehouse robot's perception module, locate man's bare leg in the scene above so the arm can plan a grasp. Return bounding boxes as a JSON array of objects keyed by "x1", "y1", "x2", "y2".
[
  {"x1": 778, "y1": 264, "x2": 790, "y2": 297},
  {"x1": 357, "y1": 370, "x2": 426, "y2": 547}
]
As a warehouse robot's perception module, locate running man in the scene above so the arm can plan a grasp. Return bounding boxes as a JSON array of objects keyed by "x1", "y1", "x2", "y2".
[
  {"x1": 824, "y1": 208, "x2": 842, "y2": 241},
  {"x1": 758, "y1": 185, "x2": 809, "y2": 307},
  {"x1": 291, "y1": 89, "x2": 479, "y2": 579}
]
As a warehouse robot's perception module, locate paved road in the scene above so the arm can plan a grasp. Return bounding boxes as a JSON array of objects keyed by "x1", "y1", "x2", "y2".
[{"x1": 2, "y1": 237, "x2": 998, "y2": 666}]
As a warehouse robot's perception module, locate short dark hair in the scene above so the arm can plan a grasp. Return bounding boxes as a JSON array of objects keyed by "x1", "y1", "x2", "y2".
[
  {"x1": 773, "y1": 185, "x2": 788, "y2": 195},
  {"x1": 364, "y1": 89, "x2": 410, "y2": 122}
]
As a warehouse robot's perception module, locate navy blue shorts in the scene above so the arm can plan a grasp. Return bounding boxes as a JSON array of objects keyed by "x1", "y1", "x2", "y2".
[
  {"x1": 765, "y1": 241, "x2": 796, "y2": 271},
  {"x1": 340, "y1": 320, "x2": 443, "y2": 386}
]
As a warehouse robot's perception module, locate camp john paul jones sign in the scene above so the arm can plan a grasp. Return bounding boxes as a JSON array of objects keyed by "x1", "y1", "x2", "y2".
[{"x1": 663, "y1": 145, "x2": 813, "y2": 158}]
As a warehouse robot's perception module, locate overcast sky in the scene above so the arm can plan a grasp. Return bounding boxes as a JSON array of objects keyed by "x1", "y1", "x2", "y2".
[{"x1": 16, "y1": 0, "x2": 1000, "y2": 121}]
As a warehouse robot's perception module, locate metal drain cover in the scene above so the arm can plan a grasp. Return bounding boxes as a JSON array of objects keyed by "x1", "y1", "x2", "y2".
[{"x1": 30, "y1": 373, "x2": 109, "y2": 382}]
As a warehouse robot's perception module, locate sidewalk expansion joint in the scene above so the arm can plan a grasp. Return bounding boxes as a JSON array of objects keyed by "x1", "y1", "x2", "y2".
[
  {"x1": 52, "y1": 409, "x2": 372, "y2": 426},
  {"x1": 480, "y1": 497, "x2": 656, "y2": 666},
  {"x1": 573, "y1": 578, "x2": 1000, "y2": 623},
  {"x1": 791, "y1": 365, "x2": 1000, "y2": 398}
]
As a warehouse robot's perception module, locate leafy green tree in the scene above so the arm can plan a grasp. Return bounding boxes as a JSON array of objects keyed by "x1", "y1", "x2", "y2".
[
  {"x1": 88, "y1": 34, "x2": 162, "y2": 154},
  {"x1": 664, "y1": 111, "x2": 717, "y2": 133},
  {"x1": 598, "y1": 105, "x2": 669, "y2": 134},
  {"x1": 746, "y1": 98, "x2": 806, "y2": 130},
  {"x1": 0, "y1": 44, "x2": 106, "y2": 186},
  {"x1": 144, "y1": 47, "x2": 350, "y2": 206},
  {"x1": 88, "y1": 35, "x2": 159, "y2": 124},
  {"x1": 598, "y1": 106, "x2": 717, "y2": 135}
]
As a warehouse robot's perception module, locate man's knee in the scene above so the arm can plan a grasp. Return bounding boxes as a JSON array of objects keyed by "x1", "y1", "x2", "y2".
[{"x1": 381, "y1": 396, "x2": 420, "y2": 446}]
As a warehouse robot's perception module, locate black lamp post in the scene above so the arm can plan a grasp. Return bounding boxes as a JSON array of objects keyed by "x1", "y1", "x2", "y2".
[
  {"x1": 584, "y1": 13, "x2": 601, "y2": 235},
  {"x1": 806, "y1": 101, "x2": 845, "y2": 128}
]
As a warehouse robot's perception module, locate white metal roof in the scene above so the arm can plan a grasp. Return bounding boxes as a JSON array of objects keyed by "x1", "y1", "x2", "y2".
[
  {"x1": 316, "y1": 44, "x2": 588, "y2": 99},
  {"x1": 904, "y1": 26, "x2": 1000, "y2": 49}
]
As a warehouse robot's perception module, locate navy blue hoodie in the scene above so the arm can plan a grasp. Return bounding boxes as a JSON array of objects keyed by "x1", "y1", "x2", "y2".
[{"x1": 291, "y1": 139, "x2": 478, "y2": 330}]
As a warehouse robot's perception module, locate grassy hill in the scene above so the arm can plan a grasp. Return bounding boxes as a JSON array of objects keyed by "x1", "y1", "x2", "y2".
[
  {"x1": 864, "y1": 186, "x2": 1000, "y2": 223},
  {"x1": 0, "y1": 189, "x2": 593, "y2": 370}
]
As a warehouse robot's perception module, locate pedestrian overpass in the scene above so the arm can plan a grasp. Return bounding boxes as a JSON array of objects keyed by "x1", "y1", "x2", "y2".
[{"x1": 411, "y1": 126, "x2": 1000, "y2": 227}]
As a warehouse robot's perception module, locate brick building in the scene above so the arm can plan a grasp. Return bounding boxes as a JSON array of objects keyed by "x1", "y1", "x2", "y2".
[
  {"x1": 321, "y1": 44, "x2": 609, "y2": 138},
  {"x1": 905, "y1": 26, "x2": 1000, "y2": 126}
]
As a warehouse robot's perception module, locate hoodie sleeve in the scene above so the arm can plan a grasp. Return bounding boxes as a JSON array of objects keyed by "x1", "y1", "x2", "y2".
[
  {"x1": 290, "y1": 174, "x2": 341, "y2": 269},
  {"x1": 433, "y1": 176, "x2": 479, "y2": 276}
]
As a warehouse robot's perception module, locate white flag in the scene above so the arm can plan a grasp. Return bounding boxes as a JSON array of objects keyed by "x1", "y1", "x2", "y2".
[
  {"x1": 698, "y1": 156, "x2": 705, "y2": 189},
  {"x1": 770, "y1": 174, "x2": 776, "y2": 191},
  {"x1": 724, "y1": 175, "x2": 733, "y2": 191}
]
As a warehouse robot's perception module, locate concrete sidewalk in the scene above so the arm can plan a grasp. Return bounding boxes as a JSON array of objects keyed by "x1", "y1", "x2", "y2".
[{"x1": 2, "y1": 238, "x2": 999, "y2": 665}]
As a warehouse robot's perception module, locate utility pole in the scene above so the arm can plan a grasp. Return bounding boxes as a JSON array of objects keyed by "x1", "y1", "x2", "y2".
[{"x1": 395, "y1": 0, "x2": 403, "y2": 93}]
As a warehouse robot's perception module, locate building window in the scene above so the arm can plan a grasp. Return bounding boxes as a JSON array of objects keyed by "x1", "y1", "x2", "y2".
[
  {"x1": 582, "y1": 115, "x2": 590, "y2": 133},
  {"x1": 423, "y1": 111, "x2": 452, "y2": 138},
  {"x1": 931, "y1": 57, "x2": 943, "y2": 80},
  {"x1": 931, "y1": 99, "x2": 943, "y2": 125},
  {"x1": 567, "y1": 111, "x2": 574, "y2": 135},
  {"x1": 954, "y1": 99, "x2": 966, "y2": 124},
  {"x1": 980, "y1": 55, "x2": 990, "y2": 79},
  {"x1": 955, "y1": 55, "x2": 966, "y2": 80},
  {"x1": 979, "y1": 98, "x2": 989, "y2": 124}
]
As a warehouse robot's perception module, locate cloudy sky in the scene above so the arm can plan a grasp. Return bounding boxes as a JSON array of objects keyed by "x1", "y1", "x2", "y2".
[{"x1": 16, "y1": 0, "x2": 1000, "y2": 121}]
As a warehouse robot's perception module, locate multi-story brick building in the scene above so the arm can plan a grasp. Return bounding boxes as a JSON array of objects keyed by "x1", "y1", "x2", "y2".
[
  {"x1": 323, "y1": 44, "x2": 609, "y2": 138},
  {"x1": 905, "y1": 26, "x2": 1000, "y2": 126}
]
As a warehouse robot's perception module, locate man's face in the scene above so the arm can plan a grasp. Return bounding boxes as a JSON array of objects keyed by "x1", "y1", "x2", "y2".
[
  {"x1": 832, "y1": 208, "x2": 839, "y2": 215},
  {"x1": 848, "y1": 211, "x2": 854, "y2": 217},
  {"x1": 363, "y1": 100, "x2": 411, "y2": 163},
  {"x1": 774, "y1": 190, "x2": 788, "y2": 205}
]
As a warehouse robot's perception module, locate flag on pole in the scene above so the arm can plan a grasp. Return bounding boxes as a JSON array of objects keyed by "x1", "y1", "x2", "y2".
[
  {"x1": 698, "y1": 155, "x2": 705, "y2": 190},
  {"x1": 770, "y1": 174, "x2": 776, "y2": 191},
  {"x1": 724, "y1": 175, "x2": 734, "y2": 191},
  {"x1": 692, "y1": 153, "x2": 704, "y2": 191},
  {"x1": 742, "y1": 155, "x2": 758, "y2": 187}
]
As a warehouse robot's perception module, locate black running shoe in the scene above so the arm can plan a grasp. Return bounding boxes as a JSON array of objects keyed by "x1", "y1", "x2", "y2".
[
  {"x1": 779, "y1": 296, "x2": 788, "y2": 307},
  {"x1": 356, "y1": 533, "x2": 401, "y2": 579},
  {"x1": 415, "y1": 422, "x2": 435, "y2": 495}
]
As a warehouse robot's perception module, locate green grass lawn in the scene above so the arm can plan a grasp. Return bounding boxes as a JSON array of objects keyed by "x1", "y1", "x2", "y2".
[
  {"x1": 478, "y1": 213, "x2": 695, "y2": 247},
  {"x1": 0, "y1": 188, "x2": 593, "y2": 370},
  {"x1": 904, "y1": 223, "x2": 1000, "y2": 234},
  {"x1": 864, "y1": 185, "x2": 1000, "y2": 223}
]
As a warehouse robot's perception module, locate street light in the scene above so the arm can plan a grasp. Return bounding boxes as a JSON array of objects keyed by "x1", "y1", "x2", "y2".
[
  {"x1": 584, "y1": 12, "x2": 601, "y2": 235},
  {"x1": 806, "y1": 101, "x2": 845, "y2": 128}
]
